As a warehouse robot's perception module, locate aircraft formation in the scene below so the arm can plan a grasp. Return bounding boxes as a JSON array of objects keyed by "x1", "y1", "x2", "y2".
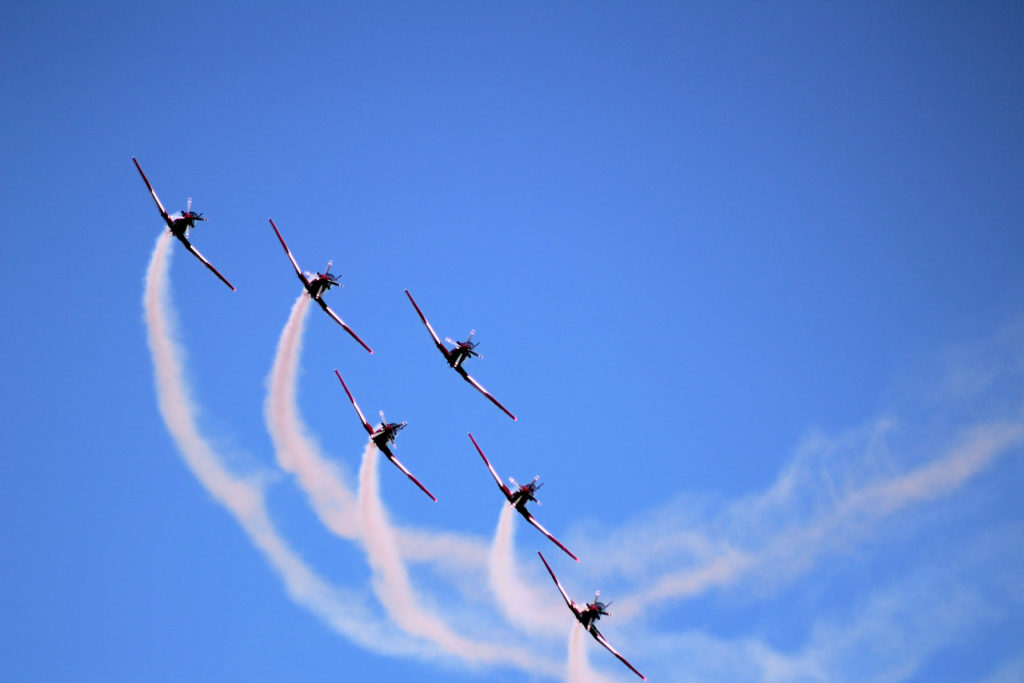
[{"x1": 133, "y1": 158, "x2": 645, "y2": 680}]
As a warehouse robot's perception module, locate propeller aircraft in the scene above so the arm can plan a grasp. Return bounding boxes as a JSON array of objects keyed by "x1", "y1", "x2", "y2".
[
  {"x1": 270, "y1": 219, "x2": 372, "y2": 354},
  {"x1": 468, "y1": 433, "x2": 577, "y2": 561},
  {"x1": 405, "y1": 289, "x2": 516, "y2": 421},
  {"x1": 132, "y1": 157, "x2": 235, "y2": 291},
  {"x1": 334, "y1": 370, "x2": 436, "y2": 502},
  {"x1": 538, "y1": 551, "x2": 646, "y2": 680}
]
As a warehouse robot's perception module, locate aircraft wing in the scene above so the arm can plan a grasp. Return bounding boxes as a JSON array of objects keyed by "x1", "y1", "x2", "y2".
[
  {"x1": 467, "y1": 432, "x2": 513, "y2": 500},
  {"x1": 380, "y1": 449, "x2": 437, "y2": 502},
  {"x1": 334, "y1": 370, "x2": 374, "y2": 436},
  {"x1": 455, "y1": 366, "x2": 517, "y2": 421},
  {"x1": 589, "y1": 625, "x2": 646, "y2": 680},
  {"x1": 404, "y1": 289, "x2": 450, "y2": 360},
  {"x1": 521, "y1": 509, "x2": 578, "y2": 562},
  {"x1": 269, "y1": 218, "x2": 311, "y2": 289},
  {"x1": 133, "y1": 157, "x2": 172, "y2": 227},
  {"x1": 538, "y1": 551, "x2": 581, "y2": 621},
  {"x1": 319, "y1": 299, "x2": 373, "y2": 354},
  {"x1": 177, "y1": 235, "x2": 236, "y2": 291}
]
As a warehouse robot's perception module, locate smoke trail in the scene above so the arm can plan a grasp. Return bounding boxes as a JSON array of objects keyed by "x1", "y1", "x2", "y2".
[
  {"x1": 265, "y1": 292, "x2": 361, "y2": 540},
  {"x1": 568, "y1": 623, "x2": 587, "y2": 683},
  {"x1": 615, "y1": 420, "x2": 1024, "y2": 618},
  {"x1": 143, "y1": 232, "x2": 411, "y2": 655},
  {"x1": 357, "y1": 442, "x2": 562, "y2": 676},
  {"x1": 568, "y1": 623, "x2": 616, "y2": 683},
  {"x1": 488, "y1": 504, "x2": 565, "y2": 634}
]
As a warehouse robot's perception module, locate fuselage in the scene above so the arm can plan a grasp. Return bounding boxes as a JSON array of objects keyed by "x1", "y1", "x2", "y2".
[
  {"x1": 306, "y1": 276, "x2": 334, "y2": 300},
  {"x1": 167, "y1": 213, "x2": 200, "y2": 238},
  {"x1": 508, "y1": 487, "x2": 536, "y2": 509},
  {"x1": 447, "y1": 342, "x2": 477, "y2": 368},
  {"x1": 371, "y1": 423, "x2": 402, "y2": 451},
  {"x1": 579, "y1": 603, "x2": 607, "y2": 630}
]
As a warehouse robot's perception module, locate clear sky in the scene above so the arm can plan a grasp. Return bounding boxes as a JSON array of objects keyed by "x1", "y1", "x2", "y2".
[{"x1": 2, "y1": 2, "x2": 1023, "y2": 682}]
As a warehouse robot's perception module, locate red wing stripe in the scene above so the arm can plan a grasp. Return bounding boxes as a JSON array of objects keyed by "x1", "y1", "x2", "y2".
[
  {"x1": 404, "y1": 289, "x2": 450, "y2": 358},
  {"x1": 468, "y1": 433, "x2": 513, "y2": 499},
  {"x1": 180, "y1": 238, "x2": 236, "y2": 291},
  {"x1": 384, "y1": 450, "x2": 437, "y2": 502},
  {"x1": 458, "y1": 368, "x2": 517, "y2": 421},
  {"x1": 591, "y1": 628, "x2": 646, "y2": 680},
  {"x1": 321, "y1": 301, "x2": 373, "y2": 354},
  {"x1": 524, "y1": 511, "x2": 579, "y2": 562},
  {"x1": 334, "y1": 370, "x2": 373, "y2": 435},
  {"x1": 132, "y1": 157, "x2": 170, "y2": 223},
  {"x1": 538, "y1": 551, "x2": 578, "y2": 617},
  {"x1": 268, "y1": 219, "x2": 310, "y2": 287}
]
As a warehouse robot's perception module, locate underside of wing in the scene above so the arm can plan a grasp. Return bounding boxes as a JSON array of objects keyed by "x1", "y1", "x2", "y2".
[
  {"x1": 404, "y1": 289, "x2": 450, "y2": 359},
  {"x1": 268, "y1": 219, "x2": 311, "y2": 288},
  {"x1": 538, "y1": 551, "x2": 579, "y2": 618},
  {"x1": 467, "y1": 433, "x2": 513, "y2": 499},
  {"x1": 456, "y1": 367, "x2": 517, "y2": 421},
  {"x1": 382, "y1": 449, "x2": 437, "y2": 502},
  {"x1": 320, "y1": 300, "x2": 373, "y2": 353},
  {"x1": 178, "y1": 236, "x2": 236, "y2": 291},
  {"x1": 590, "y1": 626, "x2": 646, "y2": 680},
  {"x1": 132, "y1": 157, "x2": 171, "y2": 226},
  {"x1": 334, "y1": 370, "x2": 374, "y2": 435},
  {"x1": 523, "y1": 510, "x2": 579, "y2": 562}
]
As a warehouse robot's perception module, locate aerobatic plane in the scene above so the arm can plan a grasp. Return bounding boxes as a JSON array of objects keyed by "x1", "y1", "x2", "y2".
[
  {"x1": 132, "y1": 157, "x2": 235, "y2": 291},
  {"x1": 538, "y1": 551, "x2": 646, "y2": 680},
  {"x1": 468, "y1": 433, "x2": 577, "y2": 561},
  {"x1": 334, "y1": 370, "x2": 436, "y2": 502},
  {"x1": 270, "y1": 219, "x2": 372, "y2": 354},
  {"x1": 404, "y1": 289, "x2": 516, "y2": 421}
]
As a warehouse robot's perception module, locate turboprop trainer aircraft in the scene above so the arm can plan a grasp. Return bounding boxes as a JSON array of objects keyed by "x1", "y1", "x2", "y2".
[
  {"x1": 405, "y1": 289, "x2": 516, "y2": 421},
  {"x1": 334, "y1": 370, "x2": 435, "y2": 502},
  {"x1": 538, "y1": 551, "x2": 646, "y2": 680},
  {"x1": 270, "y1": 219, "x2": 372, "y2": 354},
  {"x1": 132, "y1": 157, "x2": 235, "y2": 291},
  {"x1": 468, "y1": 433, "x2": 577, "y2": 561}
]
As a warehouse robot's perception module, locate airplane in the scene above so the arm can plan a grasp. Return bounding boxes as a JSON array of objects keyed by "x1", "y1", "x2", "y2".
[
  {"x1": 538, "y1": 551, "x2": 646, "y2": 680},
  {"x1": 270, "y1": 219, "x2": 372, "y2": 354},
  {"x1": 132, "y1": 157, "x2": 235, "y2": 291},
  {"x1": 468, "y1": 433, "x2": 577, "y2": 561},
  {"x1": 334, "y1": 370, "x2": 436, "y2": 502},
  {"x1": 404, "y1": 289, "x2": 516, "y2": 421}
]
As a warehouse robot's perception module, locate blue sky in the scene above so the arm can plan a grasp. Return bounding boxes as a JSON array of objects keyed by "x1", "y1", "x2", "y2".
[{"x1": 2, "y1": 2, "x2": 1023, "y2": 681}]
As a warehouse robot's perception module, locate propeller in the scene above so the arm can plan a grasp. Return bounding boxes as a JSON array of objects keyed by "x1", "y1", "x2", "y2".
[
  {"x1": 183, "y1": 197, "x2": 205, "y2": 221},
  {"x1": 446, "y1": 333, "x2": 481, "y2": 358},
  {"x1": 378, "y1": 410, "x2": 406, "y2": 434}
]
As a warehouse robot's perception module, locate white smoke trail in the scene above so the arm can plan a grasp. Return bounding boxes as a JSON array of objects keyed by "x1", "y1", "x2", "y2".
[
  {"x1": 357, "y1": 442, "x2": 562, "y2": 676},
  {"x1": 568, "y1": 623, "x2": 587, "y2": 683},
  {"x1": 615, "y1": 420, "x2": 1024, "y2": 618},
  {"x1": 489, "y1": 504, "x2": 565, "y2": 634},
  {"x1": 263, "y1": 291, "x2": 491, "y2": 579},
  {"x1": 567, "y1": 623, "x2": 614, "y2": 683},
  {"x1": 143, "y1": 232, "x2": 412, "y2": 655},
  {"x1": 264, "y1": 292, "x2": 361, "y2": 540}
]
